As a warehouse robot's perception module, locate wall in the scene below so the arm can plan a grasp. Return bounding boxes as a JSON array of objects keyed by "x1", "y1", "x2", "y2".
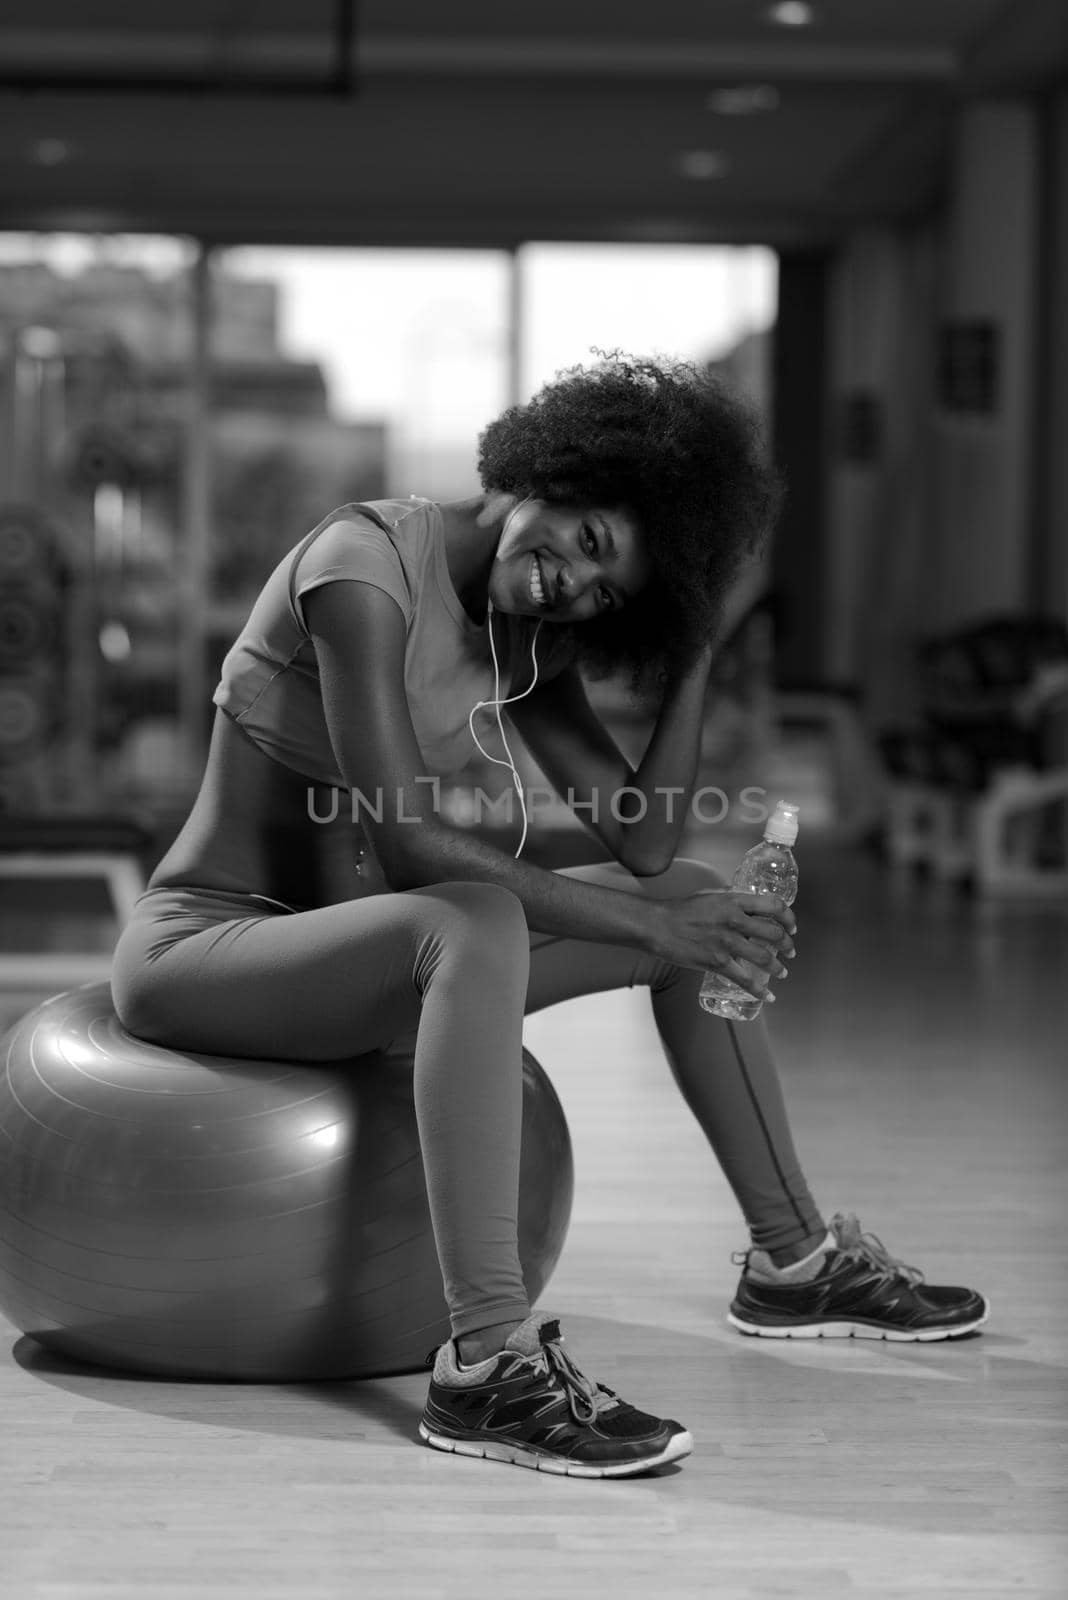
[
  {"x1": 1040, "y1": 90, "x2": 1068, "y2": 630},
  {"x1": 821, "y1": 96, "x2": 1058, "y2": 727},
  {"x1": 928, "y1": 100, "x2": 1040, "y2": 631},
  {"x1": 822, "y1": 225, "x2": 939, "y2": 722},
  {"x1": 770, "y1": 252, "x2": 829, "y2": 689}
]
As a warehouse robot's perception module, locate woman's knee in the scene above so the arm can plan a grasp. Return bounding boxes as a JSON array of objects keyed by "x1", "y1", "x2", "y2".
[
  {"x1": 420, "y1": 880, "x2": 529, "y2": 955},
  {"x1": 655, "y1": 855, "x2": 730, "y2": 893},
  {"x1": 566, "y1": 855, "x2": 729, "y2": 896}
]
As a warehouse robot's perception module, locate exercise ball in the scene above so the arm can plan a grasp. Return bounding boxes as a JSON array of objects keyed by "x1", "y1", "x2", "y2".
[{"x1": 0, "y1": 983, "x2": 573, "y2": 1382}]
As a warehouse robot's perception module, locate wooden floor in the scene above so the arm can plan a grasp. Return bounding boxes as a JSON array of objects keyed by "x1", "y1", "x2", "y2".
[{"x1": 2, "y1": 840, "x2": 1067, "y2": 1599}]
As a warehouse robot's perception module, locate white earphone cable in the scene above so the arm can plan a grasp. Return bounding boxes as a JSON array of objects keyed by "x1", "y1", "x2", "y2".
[{"x1": 467, "y1": 600, "x2": 544, "y2": 859}]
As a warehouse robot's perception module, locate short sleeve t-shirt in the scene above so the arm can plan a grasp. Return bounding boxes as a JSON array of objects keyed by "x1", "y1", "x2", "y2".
[{"x1": 212, "y1": 497, "x2": 561, "y2": 787}]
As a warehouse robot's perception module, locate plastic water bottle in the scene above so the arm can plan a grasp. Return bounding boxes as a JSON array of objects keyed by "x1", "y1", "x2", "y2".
[{"x1": 699, "y1": 801, "x2": 800, "y2": 1021}]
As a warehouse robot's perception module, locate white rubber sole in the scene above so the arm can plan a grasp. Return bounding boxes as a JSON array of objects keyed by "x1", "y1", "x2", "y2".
[
  {"x1": 728, "y1": 1299, "x2": 990, "y2": 1342},
  {"x1": 418, "y1": 1423, "x2": 694, "y2": 1477}
]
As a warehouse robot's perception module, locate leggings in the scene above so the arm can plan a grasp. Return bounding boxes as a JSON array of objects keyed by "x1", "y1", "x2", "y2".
[{"x1": 110, "y1": 857, "x2": 824, "y2": 1339}]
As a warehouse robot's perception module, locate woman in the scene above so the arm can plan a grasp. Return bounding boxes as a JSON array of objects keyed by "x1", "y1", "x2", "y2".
[{"x1": 111, "y1": 354, "x2": 988, "y2": 1480}]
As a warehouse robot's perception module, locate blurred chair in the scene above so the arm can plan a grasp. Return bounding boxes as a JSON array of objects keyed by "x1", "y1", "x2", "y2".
[
  {"x1": 773, "y1": 683, "x2": 888, "y2": 841},
  {"x1": 724, "y1": 586, "x2": 887, "y2": 839},
  {"x1": 879, "y1": 615, "x2": 1068, "y2": 896}
]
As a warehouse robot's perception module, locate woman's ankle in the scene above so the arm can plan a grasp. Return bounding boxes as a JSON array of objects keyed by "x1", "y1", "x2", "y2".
[
  {"x1": 455, "y1": 1319, "x2": 524, "y2": 1366},
  {"x1": 767, "y1": 1224, "x2": 831, "y2": 1269}
]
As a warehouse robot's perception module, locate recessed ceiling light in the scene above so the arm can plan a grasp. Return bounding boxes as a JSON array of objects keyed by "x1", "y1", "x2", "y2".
[
  {"x1": 20, "y1": 326, "x2": 63, "y2": 359},
  {"x1": 677, "y1": 150, "x2": 730, "y2": 181},
  {"x1": 767, "y1": 1, "x2": 816, "y2": 25},
  {"x1": 706, "y1": 85, "x2": 781, "y2": 115},
  {"x1": 29, "y1": 139, "x2": 72, "y2": 166}
]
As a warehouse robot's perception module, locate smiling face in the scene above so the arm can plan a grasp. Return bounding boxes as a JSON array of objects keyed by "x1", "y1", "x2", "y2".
[{"x1": 487, "y1": 499, "x2": 652, "y2": 623}]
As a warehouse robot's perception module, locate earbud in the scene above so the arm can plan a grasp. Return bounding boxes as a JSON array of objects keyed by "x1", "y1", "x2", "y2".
[{"x1": 495, "y1": 495, "x2": 534, "y2": 563}]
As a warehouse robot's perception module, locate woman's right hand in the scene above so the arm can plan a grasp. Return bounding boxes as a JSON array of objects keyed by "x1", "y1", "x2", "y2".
[{"x1": 653, "y1": 890, "x2": 796, "y2": 998}]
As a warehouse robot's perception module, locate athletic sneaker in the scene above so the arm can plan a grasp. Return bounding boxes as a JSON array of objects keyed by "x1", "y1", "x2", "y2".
[
  {"x1": 728, "y1": 1211, "x2": 990, "y2": 1342},
  {"x1": 419, "y1": 1310, "x2": 693, "y2": 1477}
]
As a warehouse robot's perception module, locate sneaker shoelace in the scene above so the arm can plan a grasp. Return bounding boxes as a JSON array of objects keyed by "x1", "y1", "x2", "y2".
[
  {"x1": 831, "y1": 1211, "x2": 925, "y2": 1288},
  {"x1": 531, "y1": 1323, "x2": 622, "y2": 1424}
]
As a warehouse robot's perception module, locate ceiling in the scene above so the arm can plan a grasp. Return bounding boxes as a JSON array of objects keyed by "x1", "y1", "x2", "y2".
[{"x1": 0, "y1": 1, "x2": 1065, "y2": 249}]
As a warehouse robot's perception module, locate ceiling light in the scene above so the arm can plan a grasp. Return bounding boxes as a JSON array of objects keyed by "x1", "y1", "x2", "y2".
[
  {"x1": 29, "y1": 139, "x2": 72, "y2": 166},
  {"x1": 677, "y1": 150, "x2": 730, "y2": 181},
  {"x1": 767, "y1": 1, "x2": 816, "y2": 25},
  {"x1": 19, "y1": 327, "x2": 63, "y2": 359},
  {"x1": 706, "y1": 85, "x2": 781, "y2": 115}
]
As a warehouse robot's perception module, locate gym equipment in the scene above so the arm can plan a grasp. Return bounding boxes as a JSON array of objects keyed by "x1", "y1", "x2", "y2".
[
  {"x1": 0, "y1": 982, "x2": 573, "y2": 1381},
  {"x1": 880, "y1": 615, "x2": 1068, "y2": 896},
  {"x1": 0, "y1": 502, "x2": 86, "y2": 811},
  {"x1": 0, "y1": 813, "x2": 150, "y2": 991}
]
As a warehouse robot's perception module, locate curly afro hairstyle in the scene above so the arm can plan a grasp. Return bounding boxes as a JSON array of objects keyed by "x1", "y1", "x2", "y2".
[{"x1": 477, "y1": 351, "x2": 781, "y2": 696}]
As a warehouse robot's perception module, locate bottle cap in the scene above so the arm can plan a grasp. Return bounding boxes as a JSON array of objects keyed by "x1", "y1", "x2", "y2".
[{"x1": 764, "y1": 800, "x2": 799, "y2": 845}]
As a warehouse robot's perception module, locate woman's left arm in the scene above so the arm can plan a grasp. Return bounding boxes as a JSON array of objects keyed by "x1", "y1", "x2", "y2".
[{"x1": 506, "y1": 642, "x2": 717, "y2": 876}]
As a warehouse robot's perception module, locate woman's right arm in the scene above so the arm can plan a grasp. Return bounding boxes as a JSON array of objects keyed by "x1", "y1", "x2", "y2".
[{"x1": 304, "y1": 581, "x2": 792, "y2": 995}]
